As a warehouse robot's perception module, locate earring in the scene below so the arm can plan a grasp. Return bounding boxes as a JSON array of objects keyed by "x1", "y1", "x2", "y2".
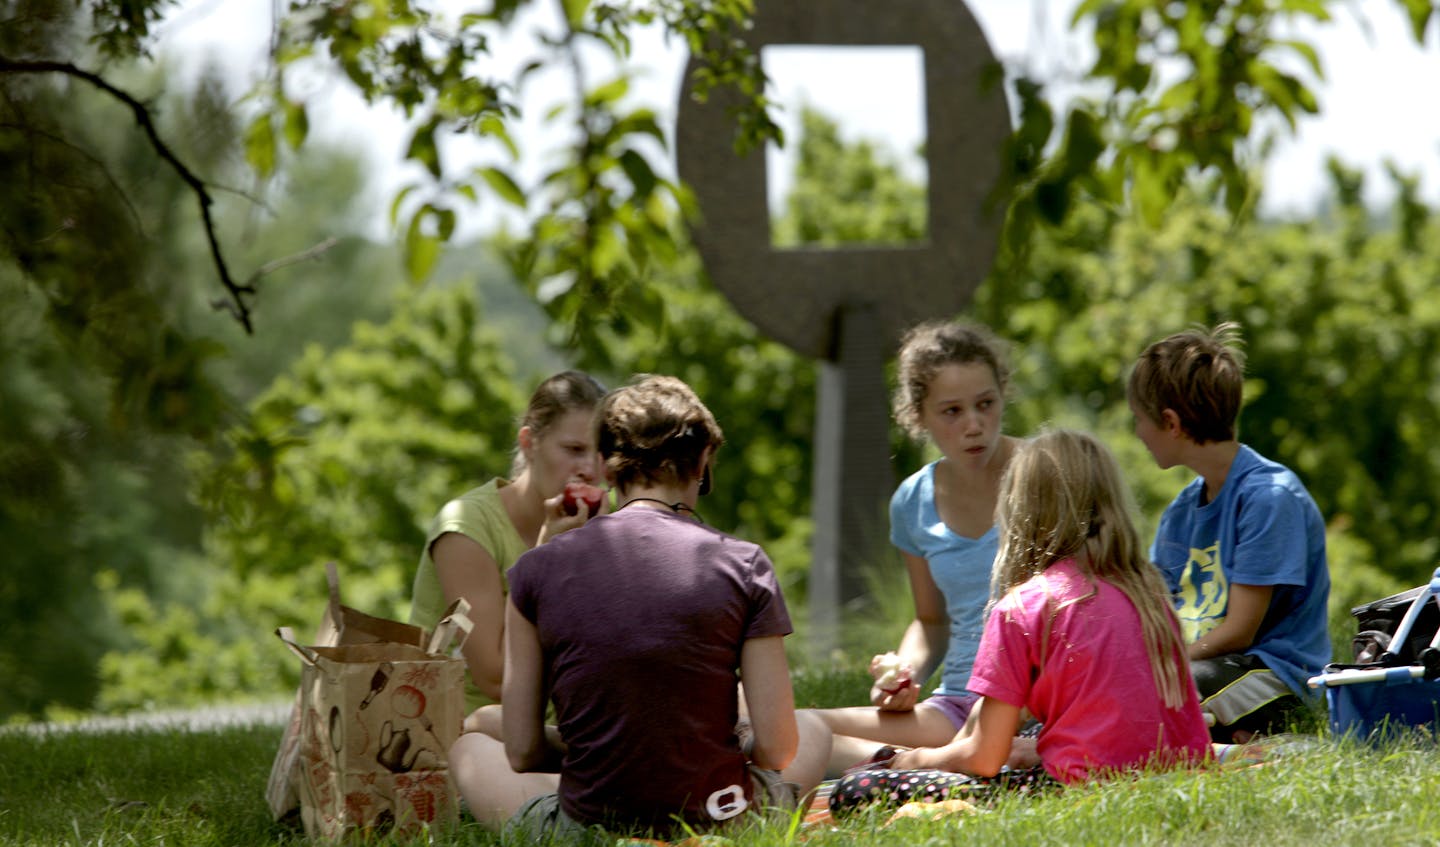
[{"x1": 698, "y1": 464, "x2": 712, "y2": 496}]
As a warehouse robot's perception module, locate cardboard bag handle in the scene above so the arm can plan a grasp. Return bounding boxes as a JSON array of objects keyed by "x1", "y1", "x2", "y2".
[
  {"x1": 426, "y1": 598, "x2": 473, "y2": 655},
  {"x1": 275, "y1": 626, "x2": 320, "y2": 666},
  {"x1": 325, "y1": 560, "x2": 344, "y2": 623}
]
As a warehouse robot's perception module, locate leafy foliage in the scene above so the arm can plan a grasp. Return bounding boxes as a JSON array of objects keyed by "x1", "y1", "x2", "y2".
[
  {"x1": 773, "y1": 108, "x2": 927, "y2": 247},
  {"x1": 200, "y1": 284, "x2": 524, "y2": 596},
  {"x1": 993, "y1": 0, "x2": 1430, "y2": 282},
  {"x1": 96, "y1": 283, "x2": 529, "y2": 709},
  {"x1": 0, "y1": 31, "x2": 407, "y2": 717},
  {"x1": 252, "y1": 0, "x2": 780, "y2": 346},
  {"x1": 6, "y1": 0, "x2": 1440, "y2": 720}
]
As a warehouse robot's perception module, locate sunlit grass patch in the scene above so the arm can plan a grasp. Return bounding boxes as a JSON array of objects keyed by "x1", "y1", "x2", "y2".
[{"x1": 5, "y1": 716, "x2": 1440, "y2": 846}]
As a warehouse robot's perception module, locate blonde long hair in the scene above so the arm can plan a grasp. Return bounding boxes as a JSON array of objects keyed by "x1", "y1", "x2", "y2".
[{"x1": 992, "y1": 429, "x2": 1191, "y2": 709}]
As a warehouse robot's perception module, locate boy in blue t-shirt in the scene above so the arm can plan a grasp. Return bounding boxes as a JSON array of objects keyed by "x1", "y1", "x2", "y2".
[{"x1": 1128, "y1": 323, "x2": 1330, "y2": 743}]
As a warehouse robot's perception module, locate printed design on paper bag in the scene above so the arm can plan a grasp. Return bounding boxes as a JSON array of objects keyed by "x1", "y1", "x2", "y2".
[
  {"x1": 360, "y1": 662, "x2": 394, "y2": 710},
  {"x1": 376, "y1": 720, "x2": 434, "y2": 774},
  {"x1": 303, "y1": 706, "x2": 326, "y2": 763},
  {"x1": 349, "y1": 707, "x2": 372, "y2": 755},
  {"x1": 392, "y1": 684, "x2": 426, "y2": 719},
  {"x1": 397, "y1": 771, "x2": 449, "y2": 823},
  {"x1": 310, "y1": 760, "x2": 335, "y2": 820},
  {"x1": 401, "y1": 664, "x2": 439, "y2": 689},
  {"x1": 327, "y1": 706, "x2": 344, "y2": 753},
  {"x1": 303, "y1": 706, "x2": 338, "y2": 817},
  {"x1": 343, "y1": 790, "x2": 373, "y2": 823}
]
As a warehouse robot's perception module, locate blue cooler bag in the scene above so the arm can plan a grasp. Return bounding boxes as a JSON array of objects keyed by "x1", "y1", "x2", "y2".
[{"x1": 1311, "y1": 567, "x2": 1440, "y2": 743}]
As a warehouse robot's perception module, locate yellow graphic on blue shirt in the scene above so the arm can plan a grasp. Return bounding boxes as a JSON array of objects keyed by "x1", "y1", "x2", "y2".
[{"x1": 1176, "y1": 542, "x2": 1227, "y2": 643}]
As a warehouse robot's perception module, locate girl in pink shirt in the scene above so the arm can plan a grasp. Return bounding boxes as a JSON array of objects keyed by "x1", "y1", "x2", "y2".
[{"x1": 832, "y1": 429, "x2": 1211, "y2": 812}]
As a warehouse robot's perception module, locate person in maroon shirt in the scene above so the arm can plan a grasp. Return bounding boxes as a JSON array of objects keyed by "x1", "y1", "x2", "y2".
[{"x1": 450, "y1": 375, "x2": 828, "y2": 840}]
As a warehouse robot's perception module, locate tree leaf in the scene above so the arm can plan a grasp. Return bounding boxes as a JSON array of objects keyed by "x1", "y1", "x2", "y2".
[
  {"x1": 1400, "y1": 0, "x2": 1434, "y2": 42},
  {"x1": 1061, "y1": 109, "x2": 1105, "y2": 179},
  {"x1": 478, "y1": 166, "x2": 527, "y2": 208},
  {"x1": 585, "y1": 76, "x2": 630, "y2": 107},
  {"x1": 389, "y1": 183, "x2": 419, "y2": 227},
  {"x1": 561, "y1": 0, "x2": 590, "y2": 28},
  {"x1": 619, "y1": 149, "x2": 657, "y2": 200},
  {"x1": 405, "y1": 120, "x2": 442, "y2": 179},
  {"x1": 478, "y1": 114, "x2": 519, "y2": 159},
  {"x1": 404, "y1": 211, "x2": 441, "y2": 282},
  {"x1": 1035, "y1": 178, "x2": 1072, "y2": 225},
  {"x1": 614, "y1": 108, "x2": 666, "y2": 145},
  {"x1": 1277, "y1": 39, "x2": 1325, "y2": 80},
  {"x1": 435, "y1": 206, "x2": 456, "y2": 240},
  {"x1": 244, "y1": 113, "x2": 277, "y2": 177},
  {"x1": 282, "y1": 99, "x2": 309, "y2": 150}
]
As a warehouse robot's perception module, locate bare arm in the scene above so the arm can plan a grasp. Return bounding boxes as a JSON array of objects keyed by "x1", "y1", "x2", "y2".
[
  {"x1": 890, "y1": 696, "x2": 1021, "y2": 777},
  {"x1": 739, "y1": 636, "x2": 798, "y2": 771},
  {"x1": 534, "y1": 489, "x2": 603, "y2": 546},
  {"x1": 1188, "y1": 583, "x2": 1273, "y2": 660},
  {"x1": 873, "y1": 553, "x2": 950, "y2": 711},
  {"x1": 501, "y1": 599, "x2": 565, "y2": 773},
  {"x1": 432, "y1": 533, "x2": 507, "y2": 700}
]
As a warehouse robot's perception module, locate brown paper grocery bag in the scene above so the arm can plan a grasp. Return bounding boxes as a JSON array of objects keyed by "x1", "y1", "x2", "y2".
[
  {"x1": 275, "y1": 597, "x2": 470, "y2": 842},
  {"x1": 264, "y1": 561, "x2": 453, "y2": 824}
]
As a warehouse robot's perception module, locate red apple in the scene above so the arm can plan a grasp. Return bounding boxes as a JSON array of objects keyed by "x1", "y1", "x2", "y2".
[
  {"x1": 562, "y1": 482, "x2": 605, "y2": 516},
  {"x1": 879, "y1": 677, "x2": 913, "y2": 696}
]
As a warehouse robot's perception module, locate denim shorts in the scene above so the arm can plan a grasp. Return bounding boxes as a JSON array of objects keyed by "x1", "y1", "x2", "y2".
[{"x1": 508, "y1": 765, "x2": 799, "y2": 843}]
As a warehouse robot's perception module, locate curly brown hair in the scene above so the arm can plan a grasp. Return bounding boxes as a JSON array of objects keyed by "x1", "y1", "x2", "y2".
[
  {"x1": 597, "y1": 375, "x2": 725, "y2": 492},
  {"x1": 893, "y1": 319, "x2": 1010, "y2": 439}
]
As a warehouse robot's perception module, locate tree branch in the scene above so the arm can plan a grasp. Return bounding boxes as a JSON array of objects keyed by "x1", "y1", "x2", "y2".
[
  {"x1": 0, "y1": 55, "x2": 256, "y2": 333},
  {"x1": 240, "y1": 236, "x2": 338, "y2": 289}
]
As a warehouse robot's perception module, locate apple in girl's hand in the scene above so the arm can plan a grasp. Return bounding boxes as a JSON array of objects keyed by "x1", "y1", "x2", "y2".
[
  {"x1": 562, "y1": 482, "x2": 605, "y2": 516},
  {"x1": 873, "y1": 652, "x2": 913, "y2": 694}
]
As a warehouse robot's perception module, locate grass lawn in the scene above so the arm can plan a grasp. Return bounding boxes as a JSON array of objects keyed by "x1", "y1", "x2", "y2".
[{"x1": 4, "y1": 669, "x2": 1440, "y2": 846}]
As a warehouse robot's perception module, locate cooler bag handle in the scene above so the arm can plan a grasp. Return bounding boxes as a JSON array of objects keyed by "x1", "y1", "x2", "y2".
[
  {"x1": 1380, "y1": 565, "x2": 1440, "y2": 673},
  {"x1": 1313, "y1": 565, "x2": 1440, "y2": 690}
]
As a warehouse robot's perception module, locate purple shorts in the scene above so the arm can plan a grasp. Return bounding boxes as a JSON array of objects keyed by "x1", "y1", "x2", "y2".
[{"x1": 918, "y1": 692, "x2": 980, "y2": 730}]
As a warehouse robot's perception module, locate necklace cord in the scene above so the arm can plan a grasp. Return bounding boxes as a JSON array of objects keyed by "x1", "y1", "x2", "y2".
[{"x1": 618, "y1": 497, "x2": 703, "y2": 523}]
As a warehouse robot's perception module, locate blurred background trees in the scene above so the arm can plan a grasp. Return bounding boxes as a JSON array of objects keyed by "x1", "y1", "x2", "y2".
[{"x1": 2, "y1": 0, "x2": 1437, "y2": 719}]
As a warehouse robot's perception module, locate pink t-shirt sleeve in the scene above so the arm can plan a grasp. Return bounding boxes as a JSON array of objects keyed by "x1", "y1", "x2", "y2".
[{"x1": 967, "y1": 594, "x2": 1035, "y2": 709}]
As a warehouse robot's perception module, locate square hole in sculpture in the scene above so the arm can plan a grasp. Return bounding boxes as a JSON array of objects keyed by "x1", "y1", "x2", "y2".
[{"x1": 762, "y1": 45, "x2": 929, "y2": 248}]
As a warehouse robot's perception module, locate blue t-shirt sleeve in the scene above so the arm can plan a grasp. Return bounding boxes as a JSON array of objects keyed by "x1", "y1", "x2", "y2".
[
  {"x1": 889, "y1": 474, "x2": 923, "y2": 557},
  {"x1": 1150, "y1": 500, "x2": 1186, "y2": 596},
  {"x1": 1227, "y1": 483, "x2": 1310, "y2": 588}
]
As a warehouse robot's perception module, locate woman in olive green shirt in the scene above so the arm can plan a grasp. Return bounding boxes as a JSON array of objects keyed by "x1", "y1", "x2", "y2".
[{"x1": 410, "y1": 370, "x2": 607, "y2": 718}]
